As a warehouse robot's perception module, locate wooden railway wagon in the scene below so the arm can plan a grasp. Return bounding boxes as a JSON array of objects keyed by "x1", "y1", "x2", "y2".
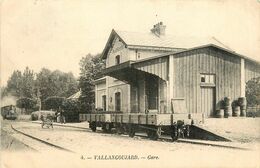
[{"x1": 86, "y1": 106, "x2": 203, "y2": 140}]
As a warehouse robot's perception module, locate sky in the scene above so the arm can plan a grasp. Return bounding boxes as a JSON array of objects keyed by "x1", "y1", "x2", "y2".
[{"x1": 1, "y1": 0, "x2": 260, "y2": 86}]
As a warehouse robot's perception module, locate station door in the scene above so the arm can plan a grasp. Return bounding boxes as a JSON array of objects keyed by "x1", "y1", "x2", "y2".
[{"x1": 200, "y1": 87, "x2": 215, "y2": 117}]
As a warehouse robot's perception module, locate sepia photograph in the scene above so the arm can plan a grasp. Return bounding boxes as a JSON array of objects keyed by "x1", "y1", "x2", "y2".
[{"x1": 1, "y1": 0, "x2": 260, "y2": 168}]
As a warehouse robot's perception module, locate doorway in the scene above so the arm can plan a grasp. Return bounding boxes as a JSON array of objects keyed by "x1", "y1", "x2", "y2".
[
  {"x1": 145, "y1": 75, "x2": 158, "y2": 110},
  {"x1": 200, "y1": 87, "x2": 215, "y2": 117},
  {"x1": 115, "y1": 92, "x2": 121, "y2": 111},
  {"x1": 102, "y1": 95, "x2": 106, "y2": 111}
]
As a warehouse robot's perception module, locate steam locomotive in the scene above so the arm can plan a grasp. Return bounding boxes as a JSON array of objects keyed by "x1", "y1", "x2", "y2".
[{"x1": 1, "y1": 105, "x2": 18, "y2": 120}]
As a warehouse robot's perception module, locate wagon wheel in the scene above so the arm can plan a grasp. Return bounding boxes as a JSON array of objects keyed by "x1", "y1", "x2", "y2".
[
  {"x1": 116, "y1": 127, "x2": 121, "y2": 134},
  {"x1": 90, "y1": 122, "x2": 96, "y2": 132},
  {"x1": 101, "y1": 124, "x2": 106, "y2": 132},
  {"x1": 91, "y1": 126, "x2": 96, "y2": 132},
  {"x1": 171, "y1": 126, "x2": 179, "y2": 141},
  {"x1": 122, "y1": 124, "x2": 128, "y2": 134},
  {"x1": 151, "y1": 127, "x2": 161, "y2": 140},
  {"x1": 116, "y1": 124, "x2": 123, "y2": 134},
  {"x1": 128, "y1": 125, "x2": 135, "y2": 138},
  {"x1": 152, "y1": 132, "x2": 159, "y2": 140},
  {"x1": 171, "y1": 134, "x2": 178, "y2": 141},
  {"x1": 147, "y1": 130, "x2": 153, "y2": 139},
  {"x1": 105, "y1": 123, "x2": 111, "y2": 133}
]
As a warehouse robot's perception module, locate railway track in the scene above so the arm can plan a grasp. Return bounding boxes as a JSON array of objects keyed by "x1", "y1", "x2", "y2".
[
  {"x1": 30, "y1": 121, "x2": 249, "y2": 150},
  {"x1": 10, "y1": 124, "x2": 75, "y2": 153}
]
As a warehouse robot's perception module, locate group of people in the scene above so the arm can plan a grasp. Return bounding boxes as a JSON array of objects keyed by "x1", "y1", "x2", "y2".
[{"x1": 55, "y1": 107, "x2": 66, "y2": 124}]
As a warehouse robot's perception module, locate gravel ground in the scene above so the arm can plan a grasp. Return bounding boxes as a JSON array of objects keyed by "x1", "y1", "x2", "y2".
[
  {"x1": 1, "y1": 129, "x2": 34, "y2": 151},
  {"x1": 1, "y1": 120, "x2": 258, "y2": 168},
  {"x1": 1, "y1": 119, "x2": 260, "y2": 168}
]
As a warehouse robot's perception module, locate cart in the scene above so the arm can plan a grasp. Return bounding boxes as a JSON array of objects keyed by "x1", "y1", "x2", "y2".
[{"x1": 40, "y1": 114, "x2": 53, "y2": 129}]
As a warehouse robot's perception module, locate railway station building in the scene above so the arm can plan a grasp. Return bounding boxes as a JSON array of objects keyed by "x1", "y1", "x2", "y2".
[{"x1": 94, "y1": 22, "x2": 260, "y2": 118}]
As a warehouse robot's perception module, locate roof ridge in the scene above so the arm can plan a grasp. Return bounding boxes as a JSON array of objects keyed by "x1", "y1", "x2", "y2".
[
  {"x1": 115, "y1": 29, "x2": 216, "y2": 38},
  {"x1": 211, "y1": 36, "x2": 233, "y2": 52}
]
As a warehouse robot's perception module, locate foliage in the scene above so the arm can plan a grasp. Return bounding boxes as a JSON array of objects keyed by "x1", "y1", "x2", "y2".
[
  {"x1": 16, "y1": 97, "x2": 37, "y2": 113},
  {"x1": 3, "y1": 67, "x2": 78, "y2": 112},
  {"x1": 34, "y1": 68, "x2": 52, "y2": 101},
  {"x1": 6, "y1": 67, "x2": 35, "y2": 98},
  {"x1": 21, "y1": 67, "x2": 35, "y2": 98},
  {"x1": 246, "y1": 77, "x2": 260, "y2": 106},
  {"x1": 35, "y1": 68, "x2": 78, "y2": 102},
  {"x1": 43, "y1": 96, "x2": 66, "y2": 110},
  {"x1": 78, "y1": 53, "x2": 105, "y2": 113},
  {"x1": 61, "y1": 99, "x2": 80, "y2": 122},
  {"x1": 6, "y1": 70, "x2": 23, "y2": 97},
  {"x1": 0, "y1": 87, "x2": 8, "y2": 98},
  {"x1": 62, "y1": 99, "x2": 80, "y2": 112}
]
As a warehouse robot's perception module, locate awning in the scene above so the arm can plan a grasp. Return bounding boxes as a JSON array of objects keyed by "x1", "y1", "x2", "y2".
[
  {"x1": 102, "y1": 61, "x2": 133, "y2": 74},
  {"x1": 102, "y1": 61, "x2": 137, "y2": 83},
  {"x1": 132, "y1": 57, "x2": 168, "y2": 81},
  {"x1": 102, "y1": 57, "x2": 169, "y2": 82}
]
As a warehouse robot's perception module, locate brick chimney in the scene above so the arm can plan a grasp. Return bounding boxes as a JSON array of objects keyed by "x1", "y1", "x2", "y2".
[{"x1": 151, "y1": 22, "x2": 166, "y2": 36}]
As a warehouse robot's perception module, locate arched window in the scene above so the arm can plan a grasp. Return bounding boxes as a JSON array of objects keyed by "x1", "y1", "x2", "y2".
[{"x1": 115, "y1": 55, "x2": 120, "y2": 65}]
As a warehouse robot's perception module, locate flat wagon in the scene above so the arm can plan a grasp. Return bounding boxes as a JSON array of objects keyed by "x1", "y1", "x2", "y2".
[{"x1": 86, "y1": 100, "x2": 203, "y2": 141}]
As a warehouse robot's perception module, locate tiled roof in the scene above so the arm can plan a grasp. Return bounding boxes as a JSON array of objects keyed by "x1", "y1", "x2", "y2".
[{"x1": 115, "y1": 30, "x2": 232, "y2": 50}]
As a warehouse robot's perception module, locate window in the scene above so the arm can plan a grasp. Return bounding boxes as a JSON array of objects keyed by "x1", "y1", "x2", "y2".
[
  {"x1": 200, "y1": 74, "x2": 215, "y2": 84},
  {"x1": 115, "y1": 55, "x2": 120, "y2": 65},
  {"x1": 102, "y1": 95, "x2": 106, "y2": 111},
  {"x1": 201, "y1": 76, "x2": 206, "y2": 82}
]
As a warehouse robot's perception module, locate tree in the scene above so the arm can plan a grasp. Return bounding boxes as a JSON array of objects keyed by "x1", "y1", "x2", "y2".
[
  {"x1": 21, "y1": 67, "x2": 35, "y2": 98},
  {"x1": 0, "y1": 86, "x2": 8, "y2": 98},
  {"x1": 35, "y1": 68, "x2": 55, "y2": 101},
  {"x1": 3, "y1": 67, "x2": 79, "y2": 110},
  {"x1": 43, "y1": 96, "x2": 66, "y2": 111},
  {"x1": 78, "y1": 53, "x2": 105, "y2": 113},
  {"x1": 246, "y1": 77, "x2": 260, "y2": 107},
  {"x1": 5, "y1": 67, "x2": 35, "y2": 98},
  {"x1": 16, "y1": 97, "x2": 37, "y2": 114},
  {"x1": 62, "y1": 99, "x2": 80, "y2": 122},
  {"x1": 35, "y1": 68, "x2": 78, "y2": 104},
  {"x1": 6, "y1": 70, "x2": 23, "y2": 97}
]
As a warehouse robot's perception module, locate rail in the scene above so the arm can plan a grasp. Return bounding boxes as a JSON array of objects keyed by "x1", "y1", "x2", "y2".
[
  {"x1": 11, "y1": 124, "x2": 75, "y2": 153},
  {"x1": 30, "y1": 121, "x2": 250, "y2": 151}
]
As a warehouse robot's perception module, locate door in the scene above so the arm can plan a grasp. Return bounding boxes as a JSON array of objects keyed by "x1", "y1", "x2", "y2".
[
  {"x1": 145, "y1": 75, "x2": 158, "y2": 110},
  {"x1": 115, "y1": 92, "x2": 121, "y2": 111},
  {"x1": 200, "y1": 87, "x2": 215, "y2": 117}
]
